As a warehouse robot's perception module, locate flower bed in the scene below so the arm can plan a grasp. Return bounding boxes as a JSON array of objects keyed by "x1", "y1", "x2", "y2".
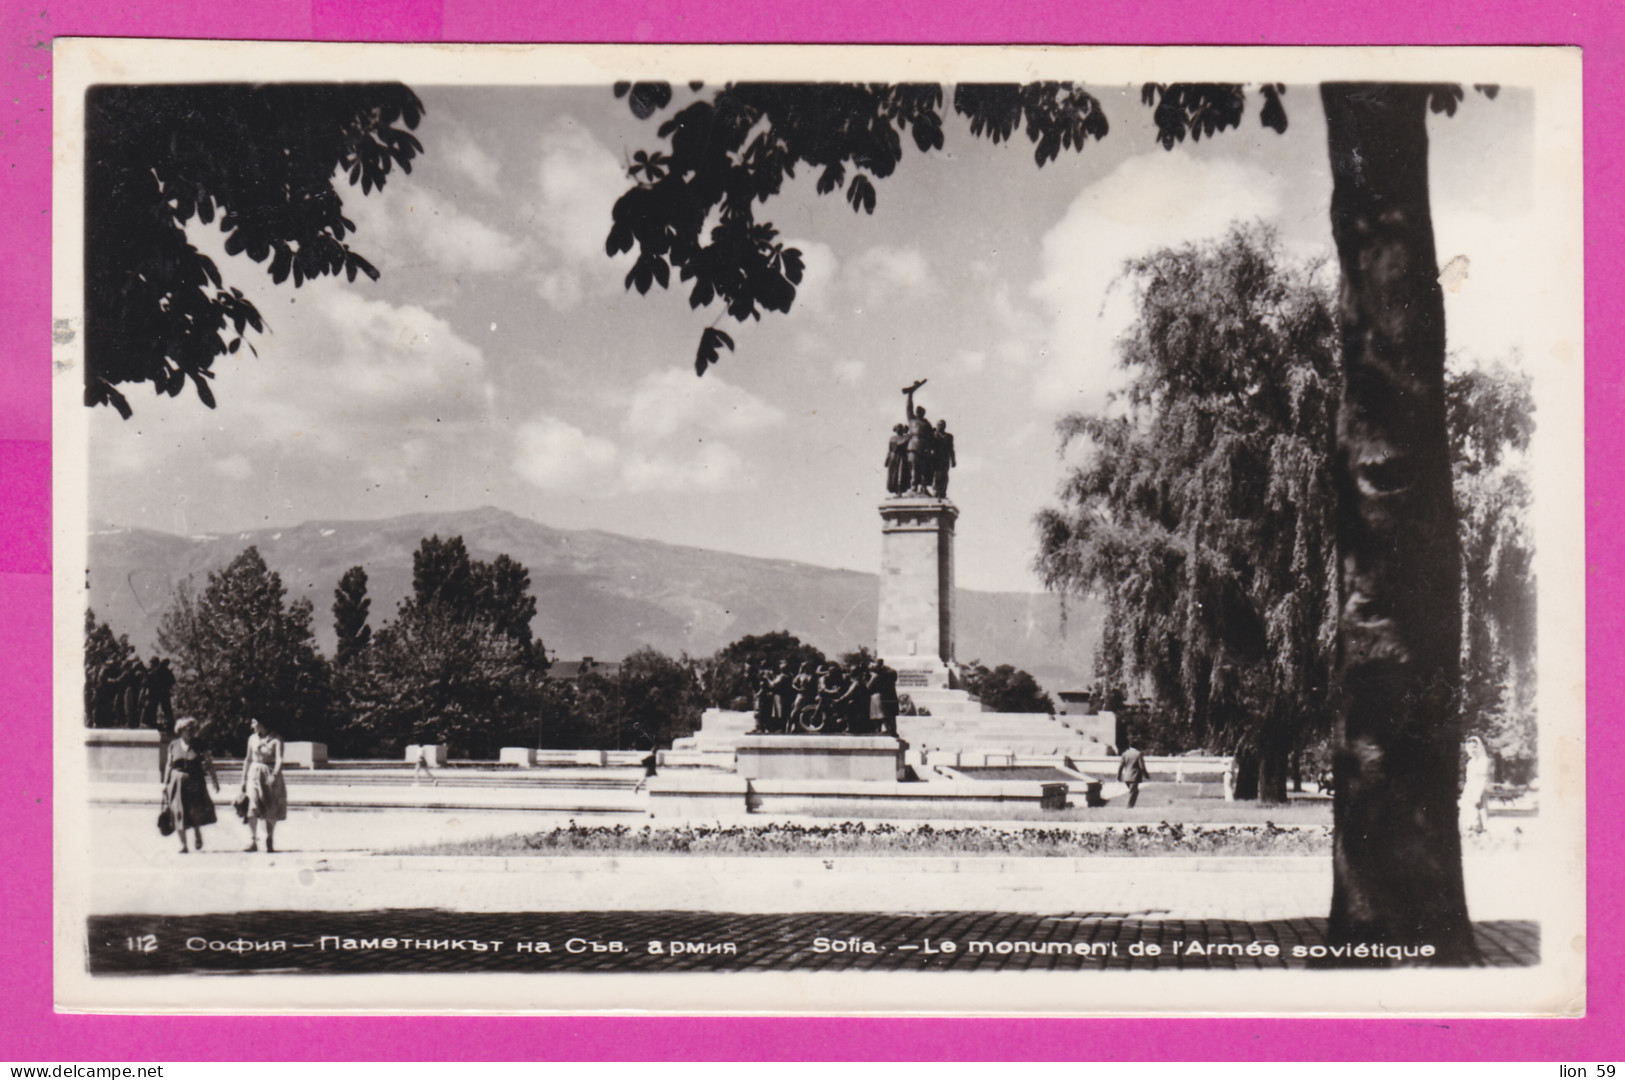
[{"x1": 395, "y1": 819, "x2": 1333, "y2": 858}]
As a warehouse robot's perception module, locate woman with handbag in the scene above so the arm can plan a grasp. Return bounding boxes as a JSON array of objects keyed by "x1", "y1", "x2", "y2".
[
  {"x1": 161, "y1": 717, "x2": 219, "y2": 854},
  {"x1": 240, "y1": 717, "x2": 287, "y2": 853}
]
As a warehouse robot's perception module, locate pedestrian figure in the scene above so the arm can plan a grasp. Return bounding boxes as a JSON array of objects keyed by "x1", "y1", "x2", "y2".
[
  {"x1": 412, "y1": 744, "x2": 439, "y2": 787},
  {"x1": 241, "y1": 718, "x2": 287, "y2": 852},
  {"x1": 1118, "y1": 739, "x2": 1150, "y2": 808},
  {"x1": 162, "y1": 717, "x2": 219, "y2": 854},
  {"x1": 1460, "y1": 736, "x2": 1493, "y2": 835}
]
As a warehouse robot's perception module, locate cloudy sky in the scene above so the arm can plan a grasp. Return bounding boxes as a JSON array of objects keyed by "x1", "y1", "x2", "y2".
[{"x1": 87, "y1": 82, "x2": 1536, "y2": 592}]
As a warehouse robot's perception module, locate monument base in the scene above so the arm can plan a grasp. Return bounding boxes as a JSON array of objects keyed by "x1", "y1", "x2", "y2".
[
  {"x1": 85, "y1": 727, "x2": 170, "y2": 784},
  {"x1": 736, "y1": 735, "x2": 906, "y2": 782}
]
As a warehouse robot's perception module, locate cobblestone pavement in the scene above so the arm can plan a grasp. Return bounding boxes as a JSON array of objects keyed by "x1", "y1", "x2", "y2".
[{"x1": 88, "y1": 909, "x2": 1537, "y2": 975}]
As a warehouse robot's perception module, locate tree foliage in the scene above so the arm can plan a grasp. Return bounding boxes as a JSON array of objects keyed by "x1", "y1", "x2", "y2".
[
  {"x1": 568, "y1": 647, "x2": 704, "y2": 751},
  {"x1": 154, "y1": 546, "x2": 330, "y2": 749},
  {"x1": 1035, "y1": 226, "x2": 1341, "y2": 802},
  {"x1": 607, "y1": 81, "x2": 1109, "y2": 374},
  {"x1": 961, "y1": 662, "x2": 1055, "y2": 714},
  {"x1": 1449, "y1": 363, "x2": 1536, "y2": 775},
  {"x1": 84, "y1": 83, "x2": 424, "y2": 417},
  {"x1": 332, "y1": 565, "x2": 373, "y2": 667},
  {"x1": 345, "y1": 536, "x2": 548, "y2": 757},
  {"x1": 83, "y1": 608, "x2": 136, "y2": 726}
]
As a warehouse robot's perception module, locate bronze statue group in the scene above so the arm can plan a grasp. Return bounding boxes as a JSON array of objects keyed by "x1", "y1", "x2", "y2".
[
  {"x1": 87, "y1": 654, "x2": 176, "y2": 731},
  {"x1": 746, "y1": 656, "x2": 901, "y2": 737},
  {"x1": 887, "y1": 378, "x2": 956, "y2": 498}
]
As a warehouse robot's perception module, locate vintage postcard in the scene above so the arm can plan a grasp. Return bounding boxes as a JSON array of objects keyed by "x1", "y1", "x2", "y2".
[{"x1": 52, "y1": 41, "x2": 1584, "y2": 1015}]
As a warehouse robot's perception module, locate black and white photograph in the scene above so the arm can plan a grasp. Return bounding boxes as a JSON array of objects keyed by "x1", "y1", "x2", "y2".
[{"x1": 51, "y1": 42, "x2": 1585, "y2": 1015}]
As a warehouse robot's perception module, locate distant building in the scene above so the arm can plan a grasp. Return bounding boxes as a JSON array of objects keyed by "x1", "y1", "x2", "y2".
[
  {"x1": 548, "y1": 656, "x2": 621, "y2": 682},
  {"x1": 1055, "y1": 690, "x2": 1095, "y2": 716}
]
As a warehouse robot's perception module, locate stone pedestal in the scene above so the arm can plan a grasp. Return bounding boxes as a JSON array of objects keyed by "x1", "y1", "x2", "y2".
[
  {"x1": 284, "y1": 741, "x2": 327, "y2": 769},
  {"x1": 85, "y1": 727, "x2": 170, "y2": 784},
  {"x1": 735, "y1": 735, "x2": 906, "y2": 782},
  {"x1": 877, "y1": 497, "x2": 957, "y2": 676},
  {"x1": 405, "y1": 744, "x2": 448, "y2": 766}
]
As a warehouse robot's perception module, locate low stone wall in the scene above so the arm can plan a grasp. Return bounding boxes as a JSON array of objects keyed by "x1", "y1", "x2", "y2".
[
  {"x1": 284, "y1": 741, "x2": 327, "y2": 769},
  {"x1": 646, "y1": 773, "x2": 1071, "y2": 818},
  {"x1": 404, "y1": 744, "x2": 448, "y2": 767},
  {"x1": 85, "y1": 728, "x2": 169, "y2": 784}
]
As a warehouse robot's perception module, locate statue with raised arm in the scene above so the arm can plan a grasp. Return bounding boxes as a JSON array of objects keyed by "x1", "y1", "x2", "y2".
[{"x1": 902, "y1": 379, "x2": 936, "y2": 496}]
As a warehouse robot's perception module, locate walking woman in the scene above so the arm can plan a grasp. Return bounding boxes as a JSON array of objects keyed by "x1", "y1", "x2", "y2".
[
  {"x1": 162, "y1": 717, "x2": 219, "y2": 853},
  {"x1": 241, "y1": 717, "x2": 287, "y2": 852},
  {"x1": 1461, "y1": 736, "x2": 1494, "y2": 835}
]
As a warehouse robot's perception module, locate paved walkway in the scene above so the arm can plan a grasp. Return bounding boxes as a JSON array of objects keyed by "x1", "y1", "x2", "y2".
[{"x1": 75, "y1": 802, "x2": 1542, "y2": 973}]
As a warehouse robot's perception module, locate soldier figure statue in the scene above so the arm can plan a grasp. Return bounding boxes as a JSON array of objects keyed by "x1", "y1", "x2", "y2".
[
  {"x1": 932, "y1": 419, "x2": 956, "y2": 497},
  {"x1": 902, "y1": 379, "x2": 935, "y2": 496},
  {"x1": 885, "y1": 424, "x2": 911, "y2": 495}
]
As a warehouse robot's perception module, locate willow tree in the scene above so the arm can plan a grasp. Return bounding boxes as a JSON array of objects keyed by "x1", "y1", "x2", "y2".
[
  {"x1": 613, "y1": 78, "x2": 1498, "y2": 962},
  {"x1": 1449, "y1": 364, "x2": 1536, "y2": 775},
  {"x1": 1035, "y1": 227, "x2": 1340, "y2": 804}
]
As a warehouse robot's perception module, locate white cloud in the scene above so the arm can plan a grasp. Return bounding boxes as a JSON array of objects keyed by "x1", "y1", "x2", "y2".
[
  {"x1": 1433, "y1": 206, "x2": 1538, "y2": 369},
  {"x1": 213, "y1": 455, "x2": 253, "y2": 480},
  {"x1": 832, "y1": 358, "x2": 867, "y2": 386},
  {"x1": 414, "y1": 196, "x2": 526, "y2": 276},
  {"x1": 343, "y1": 183, "x2": 524, "y2": 277},
  {"x1": 441, "y1": 130, "x2": 504, "y2": 196},
  {"x1": 193, "y1": 291, "x2": 494, "y2": 468},
  {"x1": 956, "y1": 349, "x2": 987, "y2": 374},
  {"x1": 847, "y1": 246, "x2": 936, "y2": 304},
  {"x1": 513, "y1": 368, "x2": 782, "y2": 497},
  {"x1": 621, "y1": 442, "x2": 747, "y2": 494},
  {"x1": 783, "y1": 238, "x2": 839, "y2": 314},
  {"x1": 536, "y1": 118, "x2": 629, "y2": 267},
  {"x1": 622, "y1": 369, "x2": 785, "y2": 441},
  {"x1": 317, "y1": 292, "x2": 488, "y2": 410},
  {"x1": 512, "y1": 415, "x2": 758, "y2": 498},
  {"x1": 525, "y1": 118, "x2": 638, "y2": 310},
  {"x1": 513, "y1": 415, "x2": 619, "y2": 493},
  {"x1": 1024, "y1": 150, "x2": 1284, "y2": 408}
]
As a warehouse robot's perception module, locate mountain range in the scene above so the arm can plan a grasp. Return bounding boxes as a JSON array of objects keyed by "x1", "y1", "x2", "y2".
[{"x1": 86, "y1": 506, "x2": 1100, "y2": 691}]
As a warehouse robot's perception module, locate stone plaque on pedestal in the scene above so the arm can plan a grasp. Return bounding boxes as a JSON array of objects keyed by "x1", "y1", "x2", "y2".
[
  {"x1": 736, "y1": 735, "x2": 906, "y2": 782},
  {"x1": 877, "y1": 496, "x2": 957, "y2": 688}
]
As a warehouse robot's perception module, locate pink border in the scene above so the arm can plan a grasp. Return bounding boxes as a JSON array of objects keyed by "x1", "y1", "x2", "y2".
[{"x1": 4, "y1": 0, "x2": 1617, "y2": 1060}]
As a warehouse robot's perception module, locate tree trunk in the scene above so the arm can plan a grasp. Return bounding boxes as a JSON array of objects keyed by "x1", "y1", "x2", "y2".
[
  {"x1": 1258, "y1": 729, "x2": 1291, "y2": 805},
  {"x1": 1321, "y1": 84, "x2": 1477, "y2": 964},
  {"x1": 1233, "y1": 750, "x2": 1260, "y2": 801}
]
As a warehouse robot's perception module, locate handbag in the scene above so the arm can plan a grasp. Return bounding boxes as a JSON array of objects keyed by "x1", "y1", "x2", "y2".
[
  {"x1": 157, "y1": 806, "x2": 175, "y2": 837},
  {"x1": 232, "y1": 792, "x2": 249, "y2": 821}
]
